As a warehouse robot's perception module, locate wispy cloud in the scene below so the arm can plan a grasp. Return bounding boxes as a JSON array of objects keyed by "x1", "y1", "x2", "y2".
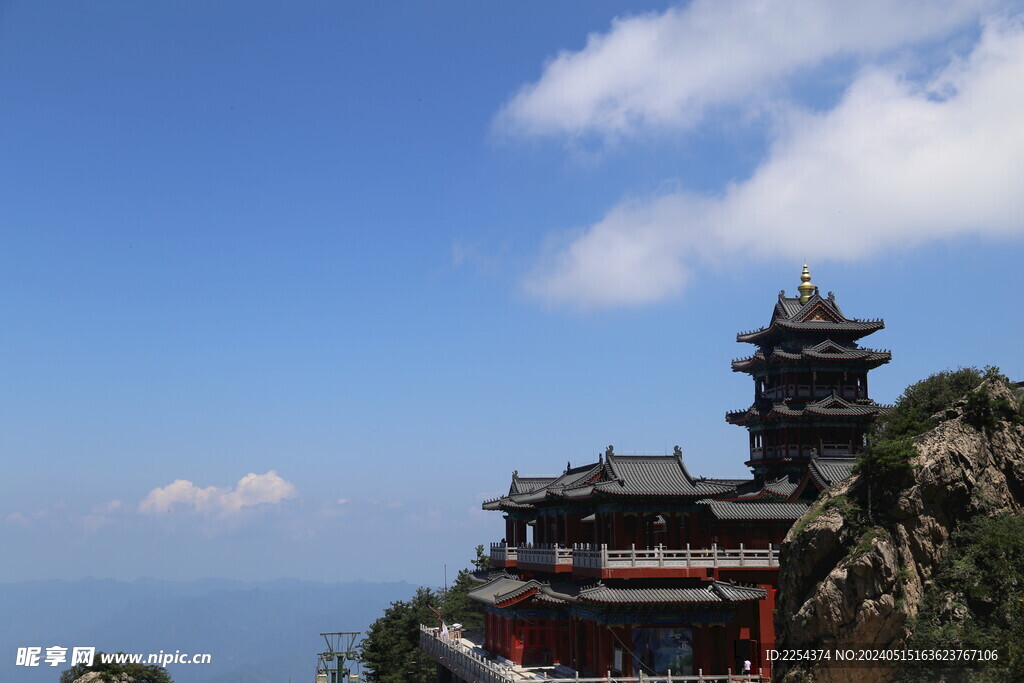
[
  {"x1": 495, "y1": 0, "x2": 995, "y2": 142},
  {"x1": 4, "y1": 512, "x2": 33, "y2": 528},
  {"x1": 139, "y1": 471, "x2": 297, "y2": 516},
  {"x1": 77, "y1": 500, "x2": 125, "y2": 533},
  {"x1": 520, "y1": 15, "x2": 1024, "y2": 308}
]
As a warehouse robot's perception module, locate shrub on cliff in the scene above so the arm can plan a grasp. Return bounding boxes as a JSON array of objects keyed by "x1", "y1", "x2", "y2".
[
  {"x1": 59, "y1": 655, "x2": 173, "y2": 683},
  {"x1": 856, "y1": 367, "x2": 999, "y2": 486},
  {"x1": 903, "y1": 514, "x2": 1024, "y2": 681}
]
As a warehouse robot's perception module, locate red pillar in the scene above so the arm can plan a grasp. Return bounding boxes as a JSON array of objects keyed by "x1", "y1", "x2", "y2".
[
  {"x1": 568, "y1": 617, "x2": 575, "y2": 670},
  {"x1": 692, "y1": 625, "x2": 712, "y2": 675},
  {"x1": 757, "y1": 585, "x2": 776, "y2": 673},
  {"x1": 512, "y1": 620, "x2": 524, "y2": 664},
  {"x1": 596, "y1": 626, "x2": 610, "y2": 675}
]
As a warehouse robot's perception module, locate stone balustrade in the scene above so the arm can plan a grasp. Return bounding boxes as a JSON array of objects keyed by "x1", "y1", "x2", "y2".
[
  {"x1": 573, "y1": 543, "x2": 778, "y2": 570},
  {"x1": 419, "y1": 625, "x2": 766, "y2": 682}
]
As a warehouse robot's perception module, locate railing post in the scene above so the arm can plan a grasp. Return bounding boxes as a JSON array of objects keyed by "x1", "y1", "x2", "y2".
[
  {"x1": 631, "y1": 543, "x2": 636, "y2": 567},
  {"x1": 712, "y1": 543, "x2": 717, "y2": 567},
  {"x1": 686, "y1": 543, "x2": 690, "y2": 568},
  {"x1": 740, "y1": 542, "x2": 745, "y2": 567},
  {"x1": 658, "y1": 544, "x2": 664, "y2": 567}
]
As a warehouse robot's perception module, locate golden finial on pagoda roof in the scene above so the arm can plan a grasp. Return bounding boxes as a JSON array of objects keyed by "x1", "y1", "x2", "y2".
[{"x1": 798, "y1": 264, "x2": 815, "y2": 304}]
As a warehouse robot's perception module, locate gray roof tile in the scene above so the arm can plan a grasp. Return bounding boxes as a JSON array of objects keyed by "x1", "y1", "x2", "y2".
[
  {"x1": 707, "y1": 501, "x2": 809, "y2": 520},
  {"x1": 728, "y1": 394, "x2": 885, "y2": 423},
  {"x1": 573, "y1": 581, "x2": 766, "y2": 604},
  {"x1": 808, "y1": 457, "x2": 857, "y2": 489},
  {"x1": 590, "y1": 454, "x2": 734, "y2": 498},
  {"x1": 738, "y1": 293, "x2": 884, "y2": 344}
]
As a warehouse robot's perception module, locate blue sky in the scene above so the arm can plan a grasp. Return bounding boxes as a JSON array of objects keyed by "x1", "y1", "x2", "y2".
[{"x1": 2, "y1": 0, "x2": 1023, "y2": 585}]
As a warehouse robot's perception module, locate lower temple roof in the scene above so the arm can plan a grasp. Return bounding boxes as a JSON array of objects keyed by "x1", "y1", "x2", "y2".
[{"x1": 468, "y1": 575, "x2": 767, "y2": 608}]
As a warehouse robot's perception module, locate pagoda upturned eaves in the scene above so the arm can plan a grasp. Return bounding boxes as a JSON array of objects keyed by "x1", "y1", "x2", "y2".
[
  {"x1": 727, "y1": 266, "x2": 890, "y2": 478},
  {"x1": 424, "y1": 265, "x2": 887, "y2": 680}
]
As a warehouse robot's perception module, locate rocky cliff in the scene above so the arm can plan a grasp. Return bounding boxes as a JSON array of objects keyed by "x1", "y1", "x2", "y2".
[{"x1": 773, "y1": 379, "x2": 1024, "y2": 682}]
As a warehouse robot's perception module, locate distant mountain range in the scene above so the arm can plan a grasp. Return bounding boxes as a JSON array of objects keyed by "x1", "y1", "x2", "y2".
[{"x1": 0, "y1": 577, "x2": 418, "y2": 683}]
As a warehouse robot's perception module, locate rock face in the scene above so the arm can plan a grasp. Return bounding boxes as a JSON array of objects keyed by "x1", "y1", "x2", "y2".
[
  {"x1": 73, "y1": 674, "x2": 136, "y2": 683},
  {"x1": 773, "y1": 380, "x2": 1024, "y2": 682}
]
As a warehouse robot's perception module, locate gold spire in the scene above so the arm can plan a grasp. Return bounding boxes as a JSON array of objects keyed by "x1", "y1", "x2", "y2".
[{"x1": 797, "y1": 264, "x2": 815, "y2": 304}]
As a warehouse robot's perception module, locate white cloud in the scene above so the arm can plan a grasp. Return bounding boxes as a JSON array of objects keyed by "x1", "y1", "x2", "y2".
[
  {"x1": 4, "y1": 512, "x2": 32, "y2": 528},
  {"x1": 139, "y1": 471, "x2": 297, "y2": 516},
  {"x1": 526, "y1": 18, "x2": 1024, "y2": 308},
  {"x1": 496, "y1": 0, "x2": 997, "y2": 140},
  {"x1": 78, "y1": 500, "x2": 125, "y2": 533}
]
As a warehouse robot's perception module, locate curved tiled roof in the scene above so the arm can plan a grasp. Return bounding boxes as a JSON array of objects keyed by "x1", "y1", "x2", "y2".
[
  {"x1": 482, "y1": 461, "x2": 603, "y2": 510},
  {"x1": 808, "y1": 457, "x2": 857, "y2": 489},
  {"x1": 509, "y1": 475, "x2": 558, "y2": 495},
  {"x1": 467, "y1": 576, "x2": 538, "y2": 606},
  {"x1": 587, "y1": 454, "x2": 734, "y2": 498},
  {"x1": 706, "y1": 501, "x2": 809, "y2": 521},
  {"x1": 483, "y1": 454, "x2": 737, "y2": 510},
  {"x1": 732, "y1": 340, "x2": 891, "y2": 372},
  {"x1": 722, "y1": 473, "x2": 801, "y2": 501},
  {"x1": 470, "y1": 568, "x2": 515, "y2": 584},
  {"x1": 573, "y1": 581, "x2": 766, "y2": 605},
  {"x1": 475, "y1": 579, "x2": 768, "y2": 607},
  {"x1": 727, "y1": 394, "x2": 885, "y2": 424},
  {"x1": 737, "y1": 292, "x2": 884, "y2": 345}
]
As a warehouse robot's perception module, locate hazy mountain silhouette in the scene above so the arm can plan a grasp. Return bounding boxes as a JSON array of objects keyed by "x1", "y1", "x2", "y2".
[{"x1": 0, "y1": 578, "x2": 418, "y2": 683}]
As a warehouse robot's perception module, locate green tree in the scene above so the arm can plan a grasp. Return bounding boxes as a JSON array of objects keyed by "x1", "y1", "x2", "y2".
[
  {"x1": 441, "y1": 545, "x2": 490, "y2": 630},
  {"x1": 59, "y1": 653, "x2": 173, "y2": 683},
  {"x1": 360, "y1": 546, "x2": 491, "y2": 682},
  {"x1": 856, "y1": 367, "x2": 994, "y2": 487},
  {"x1": 359, "y1": 587, "x2": 439, "y2": 683},
  {"x1": 874, "y1": 367, "x2": 997, "y2": 441},
  {"x1": 904, "y1": 515, "x2": 1024, "y2": 681}
]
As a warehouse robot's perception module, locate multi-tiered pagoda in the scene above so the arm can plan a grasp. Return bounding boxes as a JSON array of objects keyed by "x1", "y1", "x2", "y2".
[
  {"x1": 419, "y1": 267, "x2": 889, "y2": 682},
  {"x1": 727, "y1": 266, "x2": 890, "y2": 482}
]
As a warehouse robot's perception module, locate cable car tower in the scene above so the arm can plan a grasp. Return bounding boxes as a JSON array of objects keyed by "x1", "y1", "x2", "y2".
[{"x1": 314, "y1": 631, "x2": 360, "y2": 683}]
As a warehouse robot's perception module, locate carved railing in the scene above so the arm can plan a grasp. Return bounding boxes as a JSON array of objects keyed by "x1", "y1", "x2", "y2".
[
  {"x1": 517, "y1": 542, "x2": 573, "y2": 567},
  {"x1": 573, "y1": 543, "x2": 779, "y2": 570},
  {"x1": 489, "y1": 542, "x2": 517, "y2": 563},
  {"x1": 419, "y1": 625, "x2": 766, "y2": 681}
]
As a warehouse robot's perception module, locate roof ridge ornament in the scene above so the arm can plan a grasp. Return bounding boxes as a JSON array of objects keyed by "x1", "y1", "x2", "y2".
[{"x1": 798, "y1": 264, "x2": 815, "y2": 304}]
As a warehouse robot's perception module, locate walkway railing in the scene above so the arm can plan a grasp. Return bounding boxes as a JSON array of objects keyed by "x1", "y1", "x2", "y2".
[
  {"x1": 517, "y1": 543, "x2": 573, "y2": 567},
  {"x1": 419, "y1": 625, "x2": 765, "y2": 682},
  {"x1": 490, "y1": 542, "x2": 518, "y2": 563},
  {"x1": 573, "y1": 543, "x2": 779, "y2": 570}
]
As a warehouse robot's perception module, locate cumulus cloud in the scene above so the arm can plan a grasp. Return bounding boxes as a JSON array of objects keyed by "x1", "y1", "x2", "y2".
[
  {"x1": 525, "y1": 18, "x2": 1024, "y2": 308},
  {"x1": 496, "y1": 0, "x2": 997, "y2": 141},
  {"x1": 139, "y1": 471, "x2": 297, "y2": 516}
]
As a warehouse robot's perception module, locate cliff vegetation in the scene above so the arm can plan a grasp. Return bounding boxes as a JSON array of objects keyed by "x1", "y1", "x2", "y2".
[
  {"x1": 360, "y1": 546, "x2": 489, "y2": 682},
  {"x1": 774, "y1": 368, "x2": 1024, "y2": 682}
]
